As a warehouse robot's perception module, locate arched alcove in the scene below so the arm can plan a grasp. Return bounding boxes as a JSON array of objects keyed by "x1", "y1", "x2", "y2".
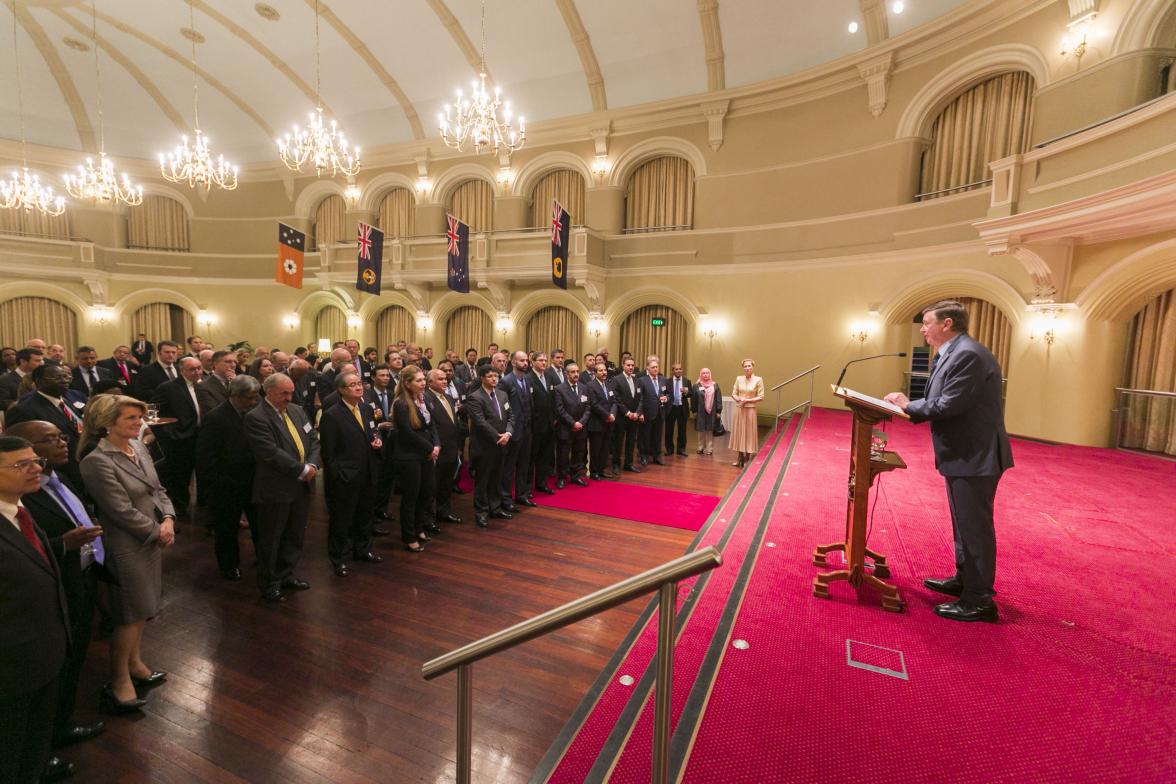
[
  {"x1": 312, "y1": 194, "x2": 348, "y2": 248},
  {"x1": 618, "y1": 304, "x2": 688, "y2": 370},
  {"x1": 446, "y1": 305, "x2": 493, "y2": 356},
  {"x1": 1120, "y1": 287, "x2": 1176, "y2": 455},
  {"x1": 314, "y1": 305, "x2": 348, "y2": 344},
  {"x1": 623, "y1": 155, "x2": 695, "y2": 232},
  {"x1": 131, "y1": 302, "x2": 194, "y2": 345},
  {"x1": 528, "y1": 168, "x2": 587, "y2": 229},
  {"x1": 0, "y1": 296, "x2": 80, "y2": 356},
  {"x1": 127, "y1": 194, "x2": 191, "y2": 251},
  {"x1": 375, "y1": 304, "x2": 416, "y2": 350},
  {"x1": 526, "y1": 305, "x2": 583, "y2": 359},
  {"x1": 448, "y1": 179, "x2": 494, "y2": 233}
]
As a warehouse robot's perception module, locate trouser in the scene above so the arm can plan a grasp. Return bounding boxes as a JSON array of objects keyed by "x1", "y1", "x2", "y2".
[
  {"x1": 53, "y1": 567, "x2": 96, "y2": 745},
  {"x1": 209, "y1": 481, "x2": 258, "y2": 571},
  {"x1": 664, "y1": 404, "x2": 689, "y2": 453},
  {"x1": 326, "y1": 477, "x2": 375, "y2": 564},
  {"x1": 160, "y1": 436, "x2": 197, "y2": 511},
  {"x1": 530, "y1": 428, "x2": 555, "y2": 489},
  {"x1": 502, "y1": 429, "x2": 533, "y2": 503},
  {"x1": 944, "y1": 474, "x2": 1001, "y2": 605},
  {"x1": 556, "y1": 429, "x2": 588, "y2": 478},
  {"x1": 374, "y1": 440, "x2": 397, "y2": 516},
  {"x1": 472, "y1": 447, "x2": 505, "y2": 515},
  {"x1": 0, "y1": 676, "x2": 59, "y2": 784},
  {"x1": 612, "y1": 417, "x2": 639, "y2": 468},
  {"x1": 640, "y1": 414, "x2": 664, "y2": 460},
  {"x1": 698, "y1": 429, "x2": 715, "y2": 453},
  {"x1": 397, "y1": 458, "x2": 436, "y2": 542},
  {"x1": 588, "y1": 427, "x2": 610, "y2": 475},
  {"x1": 433, "y1": 456, "x2": 458, "y2": 517},
  {"x1": 254, "y1": 493, "x2": 310, "y2": 592}
]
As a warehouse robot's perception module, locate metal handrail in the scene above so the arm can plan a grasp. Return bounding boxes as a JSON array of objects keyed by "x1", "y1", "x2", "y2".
[
  {"x1": 914, "y1": 178, "x2": 992, "y2": 200},
  {"x1": 422, "y1": 546, "x2": 723, "y2": 784},
  {"x1": 1111, "y1": 387, "x2": 1176, "y2": 451},
  {"x1": 771, "y1": 364, "x2": 820, "y2": 429},
  {"x1": 1114, "y1": 387, "x2": 1176, "y2": 399}
]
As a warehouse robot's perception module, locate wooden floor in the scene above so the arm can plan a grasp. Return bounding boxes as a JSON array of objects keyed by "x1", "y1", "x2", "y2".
[{"x1": 64, "y1": 440, "x2": 742, "y2": 783}]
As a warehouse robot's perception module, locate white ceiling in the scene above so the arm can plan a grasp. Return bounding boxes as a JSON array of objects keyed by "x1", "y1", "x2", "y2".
[{"x1": 0, "y1": 0, "x2": 971, "y2": 164}]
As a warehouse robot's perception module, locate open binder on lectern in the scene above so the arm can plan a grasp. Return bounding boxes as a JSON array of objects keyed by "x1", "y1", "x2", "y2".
[{"x1": 831, "y1": 385, "x2": 910, "y2": 420}]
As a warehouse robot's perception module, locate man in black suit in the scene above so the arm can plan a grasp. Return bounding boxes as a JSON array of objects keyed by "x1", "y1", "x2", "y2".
[
  {"x1": 553, "y1": 362, "x2": 591, "y2": 487},
  {"x1": 130, "y1": 332, "x2": 153, "y2": 366},
  {"x1": 134, "y1": 339, "x2": 180, "y2": 401},
  {"x1": 344, "y1": 339, "x2": 372, "y2": 386},
  {"x1": 463, "y1": 364, "x2": 516, "y2": 526},
  {"x1": 885, "y1": 300, "x2": 1014, "y2": 623},
  {"x1": 527, "y1": 352, "x2": 557, "y2": 495},
  {"x1": 4, "y1": 363, "x2": 85, "y2": 490},
  {"x1": 664, "y1": 363, "x2": 693, "y2": 458},
  {"x1": 545, "y1": 348, "x2": 568, "y2": 387},
  {"x1": 0, "y1": 346, "x2": 44, "y2": 410},
  {"x1": 319, "y1": 372, "x2": 384, "y2": 577},
  {"x1": 500, "y1": 351, "x2": 534, "y2": 509},
  {"x1": 287, "y1": 358, "x2": 319, "y2": 422},
  {"x1": 609, "y1": 356, "x2": 644, "y2": 473},
  {"x1": 195, "y1": 350, "x2": 236, "y2": 416},
  {"x1": 425, "y1": 369, "x2": 462, "y2": 524},
  {"x1": 7, "y1": 421, "x2": 105, "y2": 757},
  {"x1": 586, "y1": 362, "x2": 617, "y2": 480},
  {"x1": 153, "y1": 356, "x2": 203, "y2": 516},
  {"x1": 637, "y1": 356, "x2": 669, "y2": 466},
  {"x1": 196, "y1": 375, "x2": 260, "y2": 581},
  {"x1": 97, "y1": 345, "x2": 138, "y2": 391},
  {"x1": 477, "y1": 342, "x2": 500, "y2": 368},
  {"x1": 454, "y1": 348, "x2": 478, "y2": 388},
  {"x1": 245, "y1": 373, "x2": 321, "y2": 602},
  {"x1": 598, "y1": 348, "x2": 619, "y2": 378},
  {"x1": 69, "y1": 346, "x2": 113, "y2": 397},
  {"x1": 0, "y1": 435, "x2": 72, "y2": 784},
  {"x1": 363, "y1": 364, "x2": 396, "y2": 530}
]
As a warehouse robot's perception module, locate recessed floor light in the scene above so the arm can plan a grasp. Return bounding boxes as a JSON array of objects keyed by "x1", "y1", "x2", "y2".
[
  {"x1": 255, "y1": 3, "x2": 280, "y2": 22},
  {"x1": 63, "y1": 36, "x2": 90, "y2": 52}
]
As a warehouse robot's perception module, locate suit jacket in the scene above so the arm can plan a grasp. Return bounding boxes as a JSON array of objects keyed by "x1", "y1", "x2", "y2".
[
  {"x1": 319, "y1": 400, "x2": 382, "y2": 484},
  {"x1": 154, "y1": 377, "x2": 200, "y2": 440},
  {"x1": 291, "y1": 370, "x2": 320, "y2": 421},
  {"x1": 463, "y1": 385, "x2": 516, "y2": 457},
  {"x1": 544, "y1": 366, "x2": 568, "y2": 388},
  {"x1": 22, "y1": 475, "x2": 95, "y2": 625},
  {"x1": 454, "y1": 362, "x2": 476, "y2": 387},
  {"x1": 0, "y1": 369, "x2": 28, "y2": 409},
  {"x1": 131, "y1": 339, "x2": 153, "y2": 366},
  {"x1": 135, "y1": 361, "x2": 176, "y2": 401},
  {"x1": 4, "y1": 393, "x2": 86, "y2": 488},
  {"x1": 245, "y1": 401, "x2": 321, "y2": 503},
  {"x1": 196, "y1": 401, "x2": 255, "y2": 490},
  {"x1": 553, "y1": 381, "x2": 592, "y2": 437},
  {"x1": 0, "y1": 509, "x2": 70, "y2": 697},
  {"x1": 585, "y1": 375, "x2": 616, "y2": 432},
  {"x1": 637, "y1": 374, "x2": 669, "y2": 419},
  {"x1": 70, "y1": 364, "x2": 114, "y2": 396},
  {"x1": 425, "y1": 389, "x2": 461, "y2": 462},
  {"x1": 501, "y1": 372, "x2": 533, "y2": 437},
  {"x1": 97, "y1": 357, "x2": 138, "y2": 390},
  {"x1": 391, "y1": 397, "x2": 440, "y2": 461},
  {"x1": 528, "y1": 371, "x2": 557, "y2": 434},
  {"x1": 666, "y1": 376, "x2": 693, "y2": 410},
  {"x1": 195, "y1": 374, "x2": 231, "y2": 417},
  {"x1": 609, "y1": 373, "x2": 643, "y2": 417},
  {"x1": 904, "y1": 334, "x2": 1013, "y2": 477}
]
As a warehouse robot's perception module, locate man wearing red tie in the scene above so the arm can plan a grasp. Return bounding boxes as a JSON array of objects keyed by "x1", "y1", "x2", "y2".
[{"x1": 97, "y1": 345, "x2": 138, "y2": 391}]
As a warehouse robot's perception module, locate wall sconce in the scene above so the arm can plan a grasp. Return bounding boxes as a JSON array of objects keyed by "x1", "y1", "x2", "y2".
[
  {"x1": 317, "y1": 338, "x2": 332, "y2": 353},
  {"x1": 417, "y1": 314, "x2": 434, "y2": 334},
  {"x1": 587, "y1": 314, "x2": 607, "y2": 341},
  {"x1": 849, "y1": 321, "x2": 873, "y2": 344},
  {"x1": 344, "y1": 183, "x2": 361, "y2": 206},
  {"x1": 89, "y1": 305, "x2": 113, "y2": 325},
  {"x1": 495, "y1": 315, "x2": 512, "y2": 339},
  {"x1": 495, "y1": 168, "x2": 513, "y2": 187},
  {"x1": 197, "y1": 310, "x2": 216, "y2": 328},
  {"x1": 1028, "y1": 308, "x2": 1061, "y2": 346},
  {"x1": 415, "y1": 177, "x2": 432, "y2": 195},
  {"x1": 282, "y1": 313, "x2": 300, "y2": 330},
  {"x1": 700, "y1": 316, "x2": 725, "y2": 348},
  {"x1": 346, "y1": 312, "x2": 362, "y2": 330},
  {"x1": 1060, "y1": 9, "x2": 1097, "y2": 69},
  {"x1": 591, "y1": 156, "x2": 610, "y2": 180}
]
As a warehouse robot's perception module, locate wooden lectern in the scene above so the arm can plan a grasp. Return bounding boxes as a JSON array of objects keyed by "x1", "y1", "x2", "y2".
[{"x1": 812, "y1": 385, "x2": 909, "y2": 612}]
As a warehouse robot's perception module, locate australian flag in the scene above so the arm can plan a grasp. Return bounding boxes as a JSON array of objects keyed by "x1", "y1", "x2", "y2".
[
  {"x1": 356, "y1": 221, "x2": 383, "y2": 294},
  {"x1": 446, "y1": 213, "x2": 470, "y2": 293},
  {"x1": 551, "y1": 199, "x2": 569, "y2": 290}
]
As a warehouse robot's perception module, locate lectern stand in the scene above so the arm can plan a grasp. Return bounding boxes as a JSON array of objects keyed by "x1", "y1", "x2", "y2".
[{"x1": 812, "y1": 385, "x2": 909, "y2": 612}]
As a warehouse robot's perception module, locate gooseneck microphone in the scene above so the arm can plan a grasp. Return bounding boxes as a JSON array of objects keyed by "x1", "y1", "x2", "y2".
[{"x1": 835, "y1": 352, "x2": 907, "y2": 388}]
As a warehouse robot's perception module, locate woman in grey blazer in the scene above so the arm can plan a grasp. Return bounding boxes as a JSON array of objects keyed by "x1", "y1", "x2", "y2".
[{"x1": 79, "y1": 395, "x2": 175, "y2": 714}]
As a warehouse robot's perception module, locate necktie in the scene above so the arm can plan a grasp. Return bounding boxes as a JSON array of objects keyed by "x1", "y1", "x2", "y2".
[
  {"x1": 600, "y1": 379, "x2": 607, "y2": 398},
  {"x1": 351, "y1": 404, "x2": 364, "y2": 431},
  {"x1": 86, "y1": 368, "x2": 96, "y2": 390},
  {"x1": 166, "y1": 364, "x2": 176, "y2": 380},
  {"x1": 189, "y1": 384, "x2": 201, "y2": 424},
  {"x1": 378, "y1": 391, "x2": 388, "y2": 417},
  {"x1": 282, "y1": 411, "x2": 306, "y2": 462},
  {"x1": 538, "y1": 374, "x2": 547, "y2": 392},
  {"x1": 492, "y1": 391, "x2": 502, "y2": 419},
  {"x1": 44, "y1": 473, "x2": 104, "y2": 567},
  {"x1": 16, "y1": 506, "x2": 50, "y2": 566},
  {"x1": 436, "y1": 392, "x2": 455, "y2": 422},
  {"x1": 627, "y1": 375, "x2": 635, "y2": 396},
  {"x1": 59, "y1": 401, "x2": 82, "y2": 433},
  {"x1": 118, "y1": 361, "x2": 129, "y2": 383},
  {"x1": 674, "y1": 380, "x2": 680, "y2": 405}
]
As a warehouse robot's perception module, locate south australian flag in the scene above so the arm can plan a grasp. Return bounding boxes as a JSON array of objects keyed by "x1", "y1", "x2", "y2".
[
  {"x1": 356, "y1": 221, "x2": 383, "y2": 294},
  {"x1": 276, "y1": 223, "x2": 305, "y2": 289},
  {"x1": 551, "y1": 199, "x2": 569, "y2": 289},
  {"x1": 446, "y1": 213, "x2": 470, "y2": 293}
]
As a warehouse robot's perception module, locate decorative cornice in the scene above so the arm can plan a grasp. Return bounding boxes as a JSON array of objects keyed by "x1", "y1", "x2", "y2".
[{"x1": 857, "y1": 52, "x2": 894, "y2": 118}]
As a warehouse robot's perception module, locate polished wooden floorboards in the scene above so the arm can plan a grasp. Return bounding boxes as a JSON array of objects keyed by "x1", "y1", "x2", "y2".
[{"x1": 65, "y1": 442, "x2": 741, "y2": 783}]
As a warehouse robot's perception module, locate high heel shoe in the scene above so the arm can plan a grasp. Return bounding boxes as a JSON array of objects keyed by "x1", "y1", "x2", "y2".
[
  {"x1": 100, "y1": 683, "x2": 146, "y2": 714},
  {"x1": 131, "y1": 670, "x2": 168, "y2": 689},
  {"x1": 404, "y1": 542, "x2": 425, "y2": 552}
]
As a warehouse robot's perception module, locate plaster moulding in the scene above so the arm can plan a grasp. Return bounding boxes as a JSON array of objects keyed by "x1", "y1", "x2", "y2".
[{"x1": 857, "y1": 52, "x2": 895, "y2": 118}]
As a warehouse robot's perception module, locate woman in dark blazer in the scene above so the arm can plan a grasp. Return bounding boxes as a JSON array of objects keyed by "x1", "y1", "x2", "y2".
[
  {"x1": 692, "y1": 368, "x2": 723, "y2": 456},
  {"x1": 78, "y1": 395, "x2": 175, "y2": 714},
  {"x1": 392, "y1": 366, "x2": 440, "y2": 552}
]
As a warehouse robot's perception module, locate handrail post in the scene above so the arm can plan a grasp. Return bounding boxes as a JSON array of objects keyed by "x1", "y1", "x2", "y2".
[
  {"x1": 456, "y1": 664, "x2": 473, "y2": 784},
  {"x1": 652, "y1": 582, "x2": 677, "y2": 784},
  {"x1": 808, "y1": 370, "x2": 814, "y2": 411}
]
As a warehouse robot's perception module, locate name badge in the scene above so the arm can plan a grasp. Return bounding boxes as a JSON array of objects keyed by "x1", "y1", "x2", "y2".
[
  {"x1": 302, "y1": 422, "x2": 312, "y2": 433},
  {"x1": 368, "y1": 420, "x2": 375, "y2": 429},
  {"x1": 309, "y1": 381, "x2": 316, "y2": 388},
  {"x1": 504, "y1": 402, "x2": 510, "y2": 411},
  {"x1": 580, "y1": 395, "x2": 588, "y2": 402},
  {"x1": 73, "y1": 400, "x2": 86, "y2": 409}
]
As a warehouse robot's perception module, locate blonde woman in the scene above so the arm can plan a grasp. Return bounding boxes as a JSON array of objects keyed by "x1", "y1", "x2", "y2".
[
  {"x1": 729, "y1": 359, "x2": 764, "y2": 467},
  {"x1": 692, "y1": 368, "x2": 723, "y2": 455},
  {"x1": 78, "y1": 395, "x2": 175, "y2": 714}
]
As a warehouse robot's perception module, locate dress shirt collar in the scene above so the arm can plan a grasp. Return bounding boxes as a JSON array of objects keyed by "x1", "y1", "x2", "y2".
[
  {"x1": 38, "y1": 391, "x2": 64, "y2": 406},
  {"x1": 0, "y1": 499, "x2": 21, "y2": 531}
]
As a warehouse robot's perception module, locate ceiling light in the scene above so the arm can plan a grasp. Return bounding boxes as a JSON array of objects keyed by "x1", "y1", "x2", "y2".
[
  {"x1": 891, "y1": 2, "x2": 905, "y2": 13},
  {"x1": 848, "y1": 21, "x2": 859, "y2": 34},
  {"x1": 254, "y1": 3, "x2": 279, "y2": 21},
  {"x1": 62, "y1": 36, "x2": 90, "y2": 52}
]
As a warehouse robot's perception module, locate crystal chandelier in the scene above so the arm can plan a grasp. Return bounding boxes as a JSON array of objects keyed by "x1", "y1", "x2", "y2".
[
  {"x1": 1, "y1": 0, "x2": 66, "y2": 216},
  {"x1": 64, "y1": 0, "x2": 142, "y2": 206},
  {"x1": 276, "y1": 0, "x2": 359, "y2": 177},
  {"x1": 438, "y1": 0, "x2": 526, "y2": 157},
  {"x1": 160, "y1": 0, "x2": 237, "y2": 191}
]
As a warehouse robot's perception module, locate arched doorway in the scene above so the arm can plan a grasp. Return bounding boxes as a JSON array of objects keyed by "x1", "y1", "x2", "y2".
[
  {"x1": 376, "y1": 305, "x2": 415, "y2": 351},
  {"x1": 526, "y1": 305, "x2": 582, "y2": 359},
  {"x1": 131, "y1": 302, "x2": 194, "y2": 346},
  {"x1": 314, "y1": 306, "x2": 348, "y2": 344},
  {"x1": 618, "y1": 305, "x2": 688, "y2": 370},
  {"x1": 446, "y1": 306, "x2": 492, "y2": 356},
  {"x1": 906, "y1": 297, "x2": 1011, "y2": 398},
  {"x1": 1121, "y1": 288, "x2": 1176, "y2": 455},
  {"x1": 0, "y1": 297, "x2": 79, "y2": 355}
]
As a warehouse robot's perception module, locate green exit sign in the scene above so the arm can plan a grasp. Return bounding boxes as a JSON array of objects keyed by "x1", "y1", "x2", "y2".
[{"x1": 650, "y1": 316, "x2": 666, "y2": 327}]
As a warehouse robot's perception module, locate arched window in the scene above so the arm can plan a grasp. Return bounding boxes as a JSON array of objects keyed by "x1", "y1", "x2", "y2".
[
  {"x1": 0, "y1": 297, "x2": 79, "y2": 355},
  {"x1": 529, "y1": 169, "x2": 586, "y2": 229},
  {"x1": 624, "y1": 156, "x2": 694, "y2": 233},
  {"x1": 1122, "y1": 289, "x2": 1176, "y2": 455},
  {"x1": 449, "y1": 179, "x2": 494, "y2": 233},
  {"x1": 619, "y1": 305, "x2": 687, "y2": 370},
  {"x1": 918, "y1": 72, "x2": 1035, "y2": 200},
  {"x1": 127, "y1": 195, "x2": 190, "y2": 251},
  {"x1": 315, "y1": 305, "x2": 348, "y2": 343},
  {"x1": 376, "y1": 305, "x2": 415, "y2": 350},
  {"x1": 377, "y1": 188, "x2": 415, "y2": 238},
  {"x1": 131, "y1": 302, "x2": 194, "y2": 345},
  {"x1": 446, "y1": 306, "x2": 492, "y2": 356},
  {"x1": 313, "y1": 195, "x2": 347, "y2": 248},
  {"x1": 526, "y1": 305, "x2": 582, "y2": 358},
  {"x1": 0, "y1": 192, "x2": 71, "y2": 240}
]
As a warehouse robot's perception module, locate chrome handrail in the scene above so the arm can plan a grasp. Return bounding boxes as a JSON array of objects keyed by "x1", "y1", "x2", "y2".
[
  {"x1": 422, "y1": 546, "x2": 723, "y2": 784},
  {"x1": 1114, "y1": 387, "x2": 1176, "y2": 399},
  {"x1": 771, "y1": 364, "x2": 820, "y2": 429},
  {"x1": 914, "y1": 178, "x2": 992, "y2": 200},
  {"x1": 1111, "y1": 387, "x2": 1176, "y2": 451}
]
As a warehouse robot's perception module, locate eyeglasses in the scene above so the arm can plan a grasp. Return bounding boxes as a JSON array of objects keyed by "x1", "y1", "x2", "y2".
[
  {"x1": 31, "y1": 434, "x2": 68, "y2": 445},
  {"x1": 0, "y1": 457, "x2": 48, "y2": 472}
]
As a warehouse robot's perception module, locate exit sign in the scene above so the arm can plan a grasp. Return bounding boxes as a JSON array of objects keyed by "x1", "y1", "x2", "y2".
[{"x1": 650, "y1": 316, "x2": 666, "y2": 327}]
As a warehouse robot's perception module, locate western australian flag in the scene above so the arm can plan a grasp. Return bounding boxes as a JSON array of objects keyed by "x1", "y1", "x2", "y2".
[
  {"x1": 551, "y1": 199, "x2": 569, "y2": 290},
  {"x1": 356, "y1": 221, "x2": 383, "y2": 294},
  {"x1": 446, "y1": 213, "x2": 469, "y2": 293}
]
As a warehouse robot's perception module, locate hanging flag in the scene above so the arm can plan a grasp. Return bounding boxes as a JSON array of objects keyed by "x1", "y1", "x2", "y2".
[
  {"x1": 551, "y1": 199, "x2": 569, "y2": 290},
  {"x1": 356, "y1": 221, "x2": 384, "y2": 294},
  {"x1": 276, "y1": 222, "x2": 305, "y2": 289},
  {"x1": 446, "y1": 213, "x2": 470, "y2": 293}
]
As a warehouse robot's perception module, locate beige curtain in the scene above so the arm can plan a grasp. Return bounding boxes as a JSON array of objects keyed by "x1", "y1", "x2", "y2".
[
  {"x1": 315, "y1": 306, "x2": 348, "y2": 344},
  {"x1": 619, "y1": 305, "x2": 687, "y2": 371},
  {"x1": 624, "y1": 156, "x2": 694, "y2": 232},
  {"x1": 530, "y1": 169, "x2": 586, "y2": 229},
  {"x1": 131, "y1": 303, "x2": 193, "y2": 345},
  {"x1": 526, "y1": 306, "x2": 582, "y2": 358},
  {"x1": 920, "y1": 71, "x2": 1035, "y2": 199},
  {"x1": 377, "y1": 188, "x2": 415, "y2": 238},
  {"x1": 313, "y1": 195, "x2": 347, "y2": 248},
  {"x1": 446, "y1": 306, "x2": 492, "y2": 356},
  {"x1": 127, "y1": 195, "x2": 190, "y2": 250},
  {"x1": 1122, "y1": 290, "x2": 1176, "y2": 455},
  {"x1": 959, "y1": 297, "x2": 1012, "y2": 375},
  {"x1": 0, "y1": 205, "x2": 72, "y2": 239},
  {"x1": 376, "y1": 305, "x2": 416, "y2": 350},
  {"x1": 449, "y1": 180, "x2": 494, "y2": 233},
  {"x1": 0, "y1": 297, "x2": 78, "y2": 356}
]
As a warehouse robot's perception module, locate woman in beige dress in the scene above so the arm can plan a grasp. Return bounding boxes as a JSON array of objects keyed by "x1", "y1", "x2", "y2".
[
  {"x1": 729, "y1": 358, "x2": 765, "y2": 467},
  {"x1": 79, "y1": 395, "x2": 175, "y2": 714}
]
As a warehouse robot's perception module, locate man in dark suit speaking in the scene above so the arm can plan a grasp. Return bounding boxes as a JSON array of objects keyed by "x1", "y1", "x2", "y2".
[{"x1": 885, "y1": 300, "x2": 1013, "y2": 623}]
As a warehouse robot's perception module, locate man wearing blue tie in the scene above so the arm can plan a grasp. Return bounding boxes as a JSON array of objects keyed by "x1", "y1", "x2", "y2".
[
  {"x1": 663, "y1": 363, "x2": 693, "y2": 458},
  {"x1": 364, "y1": 364, "x2": 397, "y2": 531}
]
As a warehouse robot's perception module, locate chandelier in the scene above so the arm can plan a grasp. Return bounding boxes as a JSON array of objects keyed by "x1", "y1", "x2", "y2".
[
  {"x1": 276, "y1": 0, "x2": 359, "y2": 177},
  {"x1": 64, "y1": 0, "x2": 142, "y2": 206},
  {"x1": 438, "y1": 0, "x2": 526, "y2": 157},
  {"x1": 1, "y1": 0, "x2": 66, "y2": 216},
  {"x1": 160, "y1": 0, "x2": 237, "y2": 191}
]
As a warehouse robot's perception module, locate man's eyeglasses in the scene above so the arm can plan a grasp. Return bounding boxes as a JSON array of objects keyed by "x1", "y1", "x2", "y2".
[
  {"x1": 0, "y1": 457, "x2": 49, "y2": 472},
  {"x1": 31, "y1": 434, "x2": 68, "y2": 445}
]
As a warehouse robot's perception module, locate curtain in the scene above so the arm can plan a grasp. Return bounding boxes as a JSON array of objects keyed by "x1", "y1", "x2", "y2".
[
  {"x1": 313, "y1": 195, "x2": 347, "y2": 248},
  {"x1": 449, "y1": 179, "x2": 494, "y2": 233},
  {"x1": 0, "y1": 205, "x2": 72, "y2": 239},
  {"x1": 376, "y1": 305, "x2": 415, "y2": 350},
  {"x1": 619, "y1": 305, "x2": 687, "y2": 371},
  {"x1": 377, "y1": 188, "x2": 415, "y2": 238},
  {"x1": 131, "y1": 303, "x2": 192, "y2": 344},
  {"x1": 530, "y1": 169, "x2": 586, "y2": 229},
  {"x1": 315, "y1": 306, "x2": 348, "y2": 344},
  {"x1": 0, "y1": 297, "x2": 78, "y2": 356},
  {"x1": 624, "y1": 156, "x2": 694, "y2": 232},
  {"x1": 919, "y1": 71, "x2": 1035, "y2": 199},
  {"x1": 526, "y1": 306, "x2": 582, "y2": 359},
  {"x1": 959, "y1": 297, "x2": 1011, "y2": 375},
  {"x1": 127, "y1": 195, "x2": 190, "y2": 250},
  {"x1": 1122, "y1": 290, "x2": 1176, "y2": 455},
  {"x1": 446, "y1": 306, "x2": 492, "y2": 356}
]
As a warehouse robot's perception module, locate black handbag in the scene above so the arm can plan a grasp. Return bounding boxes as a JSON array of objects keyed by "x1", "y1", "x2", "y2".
[{"x1": 713, "y1": 419, "x2": 726, "y2": 437}]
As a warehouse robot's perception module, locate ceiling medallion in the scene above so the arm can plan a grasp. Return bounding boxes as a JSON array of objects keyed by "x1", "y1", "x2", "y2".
[
  {"x1": 254, "y1": 3, "x2": 280, "y2": 22},
  {"x1": 62, "y1": 36, "x2": 90, "y2": 52}
]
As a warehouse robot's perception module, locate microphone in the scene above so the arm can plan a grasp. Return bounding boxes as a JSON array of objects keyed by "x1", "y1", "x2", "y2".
[{"x1": 835, "y1": 352, "x2": 907, "y2": 388}]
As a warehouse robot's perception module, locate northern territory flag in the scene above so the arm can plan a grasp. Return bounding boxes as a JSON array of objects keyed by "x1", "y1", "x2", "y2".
[
  {"x1": 551, "y1": 199, "x2": 569, "y2": 289},
  {"x1": 276, "y1": 222, "x2": 305, "y2": 289},
  {"x1": 356, "y1": 221, "x2": 383, "y2": 294},
  {"x1": 446, "y1": 213, "x2": 469, "y2": 293}
]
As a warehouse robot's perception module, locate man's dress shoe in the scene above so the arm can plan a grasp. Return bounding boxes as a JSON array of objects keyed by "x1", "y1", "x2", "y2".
[
  {"x1": 934, "y1": 600, "x2": 999, "y2": 623},
  {"x1": 371, "y1": 525, "x2": 391, "y2": 536},
  {"x1": 502, "y1": 504, "x2": 520, "y2": 514},
  {"x1": 222, "y1": 567, "x2": 242, "y2": 581},
  {"x1": 535, "y1": 485, "x2": 555, "y2": 495},
  {"x1": 676, "y1": 450, "x2": 688, "y2": 457},
  {"x1": 41, "y1": 756, "x2": 75, "y2": 782},
  {"x1": 572, "y1": 476, "x2": 588, "y2": 487},
  {"x1": 517, "y1": 497, "x2": 537, "y2": 508},
  {"x1": 281, "y1": 578, "x2": 310, "y2": 591},
  {"x1": 923, "y1": 576, "x2": 963, "y2": 597},
  {"x1": 438, "y1": 513, "x2": 462, "y2": 524},
  {"x1": 490, "y1": 510, "x2": 513, "y2": 520},
  {"x1": 652, "y1": 458, "x2": 665, "y2": 466},
  {"x1": 556, "y1": 478, "x2": 566, "y2": 489},
  {"x1": 423, "y1": 524, "x2": 442, "y2": 535},
  {"x1": 475, "y1": 514, "x2": 489, "y2": 528},
  {"x1": 623, "y1": 465, "x2": 642, "y2": 473},
  {"x1": 261, "y1": 588, "x2": 284, "y2": 603},
  {"x1": 355, "y1": 552, "x2": 384, "y2": 563},
  {"x1": 55, "y1": 721, "x2": 104, "y2": 747},
  {"x1": 333, "y1": 563, "x2": 350, "y2": 577}
]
